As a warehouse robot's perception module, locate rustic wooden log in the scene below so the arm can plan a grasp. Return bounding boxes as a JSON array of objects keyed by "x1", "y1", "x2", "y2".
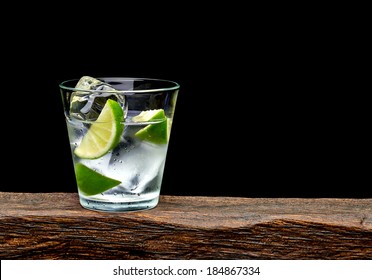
[{"x1": 0, "y1": 192, "x2": 371, "y2": 260}]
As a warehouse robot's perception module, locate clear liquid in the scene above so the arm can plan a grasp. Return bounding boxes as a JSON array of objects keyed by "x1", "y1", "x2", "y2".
[{"x1": 66, "y1": 111, "x2": 169, "y2": 212}]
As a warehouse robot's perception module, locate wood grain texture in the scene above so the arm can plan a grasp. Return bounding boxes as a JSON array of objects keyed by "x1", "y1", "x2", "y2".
[{"x1": 0, "y1": 192, "x2": 371, "y2": 260}]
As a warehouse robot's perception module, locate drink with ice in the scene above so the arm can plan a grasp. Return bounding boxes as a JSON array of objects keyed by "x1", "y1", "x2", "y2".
[{"x1": 60, "y1": 77, "x2": 179, "y2": 212}]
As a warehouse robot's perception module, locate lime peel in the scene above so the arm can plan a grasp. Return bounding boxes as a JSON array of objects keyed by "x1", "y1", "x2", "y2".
[{"x1": 75, "y1": 163, "x2": 121, "y2": 196}]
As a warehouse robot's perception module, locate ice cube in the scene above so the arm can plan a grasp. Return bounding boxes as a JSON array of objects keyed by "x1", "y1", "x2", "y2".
[
  {"x1": 70, "y1": 76, "x2": 128, "y2": 121},
  {"x1": 108, "y1": 137, "x2": 167, "y2": 192}
]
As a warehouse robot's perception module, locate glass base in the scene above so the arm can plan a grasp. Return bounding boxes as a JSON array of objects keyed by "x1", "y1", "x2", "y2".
[{"x1": 79, "y1": 195, "x2": 160, "y2": 212}]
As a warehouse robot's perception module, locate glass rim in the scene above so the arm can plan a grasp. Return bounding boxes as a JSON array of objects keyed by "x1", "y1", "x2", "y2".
[{"x1": 59, "y1": 76, "x2": 180, "y2": 94}]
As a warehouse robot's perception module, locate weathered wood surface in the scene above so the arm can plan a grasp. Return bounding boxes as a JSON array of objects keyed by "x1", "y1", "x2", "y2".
[{"x1": 0, "y1": 192, "x2": 371, "y2": 260}]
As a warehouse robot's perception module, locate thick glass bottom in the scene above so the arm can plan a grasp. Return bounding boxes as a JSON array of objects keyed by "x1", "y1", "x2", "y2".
[{"x1": 79, "y1": 195, "x2": 160, "y2": 212}]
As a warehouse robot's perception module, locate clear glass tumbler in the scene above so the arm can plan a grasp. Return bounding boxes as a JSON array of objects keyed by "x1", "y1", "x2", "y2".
[{"x1": 59, "y1": 76, "x2": 179, "y2": 212}]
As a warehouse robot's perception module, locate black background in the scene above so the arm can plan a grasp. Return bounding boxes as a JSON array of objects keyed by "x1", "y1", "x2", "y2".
[{"x1": 2, "y1": 7, "x2": 370, "y2": 198}]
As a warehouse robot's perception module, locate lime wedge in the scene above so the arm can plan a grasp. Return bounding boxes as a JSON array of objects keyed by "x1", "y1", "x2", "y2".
[
  {"x1": 74, "y1": 163, "x2": 121, "y2": 196},
  {"x1": 132, "y1": 109, "x2": 169, "y2": 144},
  {"x1": 74, "y1": 99, "x2": 124, "y2": 159}
]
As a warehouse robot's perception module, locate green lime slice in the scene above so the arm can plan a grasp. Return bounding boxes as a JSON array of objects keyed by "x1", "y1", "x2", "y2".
[
  {"x1": 74, "y1": 163, "x2": 121, "y2": 196},
  {"x1": 132, "y1": 109, "x2": 169, "y2": 144},
  {"x1": 74, "y1": 99, "x2": 124, "y2": 159}
]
